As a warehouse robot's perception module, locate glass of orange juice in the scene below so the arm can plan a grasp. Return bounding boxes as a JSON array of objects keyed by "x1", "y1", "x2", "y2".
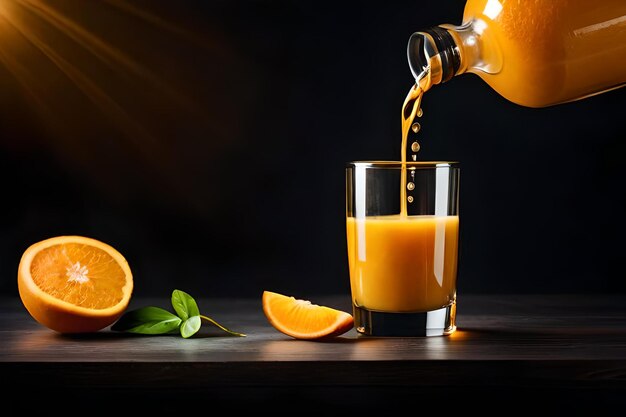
[{"x1": 346, "y1": 161, "x2": 460, "y2": 336}]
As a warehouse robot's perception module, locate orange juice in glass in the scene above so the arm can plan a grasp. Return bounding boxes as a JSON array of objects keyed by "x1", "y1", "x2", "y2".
[{"x1": 346, "y1": 162, "x2": 460, "y2": 336}]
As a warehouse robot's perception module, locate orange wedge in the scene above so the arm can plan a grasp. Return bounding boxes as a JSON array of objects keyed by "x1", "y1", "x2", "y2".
[
  {"x1": 18, "y1": 236, "x2": 133, "y2": 333},
  {"x1": 262, "y1": 291, "x2": 354, "y2": 340}
]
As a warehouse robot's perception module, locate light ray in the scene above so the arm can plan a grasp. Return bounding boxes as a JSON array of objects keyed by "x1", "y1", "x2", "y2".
[
  {"x1": 0, "y1": 0, "x2": 235, "y2": 209},
  {"x1": 2, "y1": 5, "x2": 162, "y2": 155},
  {"x1": 14, "y1": 0, "x2": 203, "y2": 117}
]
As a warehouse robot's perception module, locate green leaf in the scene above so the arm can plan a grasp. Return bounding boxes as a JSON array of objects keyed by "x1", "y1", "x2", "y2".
[
  {"x1": 200, "y1": 314, "x2": 246, "y2": 337},
  {"x1": 111, "y1": 307, "x2": 182, "y2": 334},
  {"x1": 171, "y1": 289, "x2": 200, "y2": 321},
  {"x1": 110, "y1": 289, "x2": 245, "y2": 339},
  {"x1": 180, "y1": 315, "x2": 201, "y2": 338}
]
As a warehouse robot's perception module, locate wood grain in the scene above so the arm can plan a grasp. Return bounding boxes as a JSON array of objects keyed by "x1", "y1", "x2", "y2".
[{"x1": 2, "y1": 295, "x2": 626, "y2": 411}]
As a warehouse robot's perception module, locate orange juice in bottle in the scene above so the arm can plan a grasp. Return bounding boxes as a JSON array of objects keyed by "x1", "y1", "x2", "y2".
[{"x1": 407, "y1": 0, "x2": 626, "y2": 107}]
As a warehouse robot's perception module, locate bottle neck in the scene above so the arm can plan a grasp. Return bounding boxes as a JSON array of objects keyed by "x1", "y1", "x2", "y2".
[
  {"x1": 407, "y1": 21, "x2": 501, "y2": 86},
  {"x1": 407, "y1": 26, "x2": 461, "y2": 86}
]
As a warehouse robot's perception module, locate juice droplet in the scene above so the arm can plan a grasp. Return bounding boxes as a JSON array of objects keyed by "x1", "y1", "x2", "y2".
[
  {"x1": 417, "y1": 108, "x2": 423, "y2": 117},
  {"x1": 411, "y1": 142, "x2": 421, "y2": 152},
  {"x1": 411, "y1": 122, "x2": 421, "y2": 133},
  {"x1": 411, "y1": 155, "x2": 417, "y2": 161},
  {"x1": 407, "y1": 182, "x2": 415, "y2": 191},
  {"x1": 407, "y1": 196, "x2": 414, "y2": 203}
]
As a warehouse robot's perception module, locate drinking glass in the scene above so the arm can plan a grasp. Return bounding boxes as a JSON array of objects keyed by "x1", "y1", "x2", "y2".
[{"x1": 346, "y1": 161, "x2": 460, "y2": 336}]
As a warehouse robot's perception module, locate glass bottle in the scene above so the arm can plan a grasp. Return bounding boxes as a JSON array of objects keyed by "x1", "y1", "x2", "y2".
[{"x1": 407, "y1": 0, "x2": 626, "y2": 107}]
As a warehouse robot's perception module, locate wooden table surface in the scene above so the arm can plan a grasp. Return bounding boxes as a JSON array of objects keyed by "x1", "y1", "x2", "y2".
[{"x1": 2, "y1": 294, "x2": 626, "y2": 412}]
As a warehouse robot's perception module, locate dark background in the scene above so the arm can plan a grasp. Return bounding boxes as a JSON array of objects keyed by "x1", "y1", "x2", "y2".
[{"x1": 1, "y1": 0, "x2": 624, "y2": 298}]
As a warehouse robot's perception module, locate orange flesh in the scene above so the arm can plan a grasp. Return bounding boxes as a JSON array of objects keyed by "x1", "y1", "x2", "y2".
[
  {"x1": 263, "y1": 291, "x2": 353, "y2": 339},
  {"x1": 30, "y1": 243, "x2": 126, "y2": 309}
]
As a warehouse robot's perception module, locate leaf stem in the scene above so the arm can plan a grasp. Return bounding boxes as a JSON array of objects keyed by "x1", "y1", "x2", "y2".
[{"x1": 200, "y1": 315, "x2": 246, "y2": 337}]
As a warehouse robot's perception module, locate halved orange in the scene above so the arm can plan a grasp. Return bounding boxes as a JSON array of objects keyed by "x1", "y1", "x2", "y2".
[
  {"x1": 18, "y1": 235, "x2": 133, "y2": 333},
  {"x1": 262, "y1": 291, "x2": 354, "y2": 340}
]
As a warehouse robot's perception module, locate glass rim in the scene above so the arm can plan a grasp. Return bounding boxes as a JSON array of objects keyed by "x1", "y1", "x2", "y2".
[{"x1": 346, "y1": 160, "x2": 459, "y2": 168}]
